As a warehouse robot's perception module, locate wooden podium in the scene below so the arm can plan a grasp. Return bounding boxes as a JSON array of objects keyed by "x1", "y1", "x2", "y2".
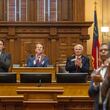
[
  {"x1": 16, "y1": 87, "x2": 64, "y2": 110},
  {"x1": 12, "y1": 67, "x2": 56, "y2": 82}
]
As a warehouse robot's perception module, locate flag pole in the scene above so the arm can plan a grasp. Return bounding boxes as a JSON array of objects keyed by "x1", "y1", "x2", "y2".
[
  {"x1": 92, "y1": 0, "x2": 100, "y2": 69},
  {"x1": 94, "y1": 1, "x2": 99, "y2": 69},
  {"x1": 94, "y1": 2, "x2": 103, "y2": 109},
  {"x1": 94, "y1": 1, "x2": 97, "y2": 10}
]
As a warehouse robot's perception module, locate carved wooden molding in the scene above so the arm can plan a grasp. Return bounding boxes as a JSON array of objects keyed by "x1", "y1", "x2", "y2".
[{"x1": 0, "y1": 22, "x2": 93, "y2": 64}]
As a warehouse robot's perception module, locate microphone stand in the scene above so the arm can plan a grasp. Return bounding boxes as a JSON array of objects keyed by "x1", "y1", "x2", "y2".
[{"x1": 38, "y1": 79, "x2": 42, "y2": 87}]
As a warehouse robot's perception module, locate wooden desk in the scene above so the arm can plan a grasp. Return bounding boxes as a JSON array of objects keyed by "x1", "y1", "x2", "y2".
[
  {"x1": 17, "y1": 87, "x2": 64, "y2": 110},
  {"x1": 0, "y1": 83, "x2": 94, "y2": 110},
  {"x1": 0, "y1": 83, "x2": 89, "y2": 96},
  {"x1": 12, "y1": 67, "x2": 56, "y2": 82}
]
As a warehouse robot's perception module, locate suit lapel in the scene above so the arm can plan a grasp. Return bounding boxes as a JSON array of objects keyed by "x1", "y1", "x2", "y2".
[{"x1": 0, "y1": 52, "x2": 4, "y2": 59}]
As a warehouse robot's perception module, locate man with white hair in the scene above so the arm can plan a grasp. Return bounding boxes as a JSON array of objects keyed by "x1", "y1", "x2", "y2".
[{"x1": 65, "y1": 44, "x2": 90, "y2": 73}]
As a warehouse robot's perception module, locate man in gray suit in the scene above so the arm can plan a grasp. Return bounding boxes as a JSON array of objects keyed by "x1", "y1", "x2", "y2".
[
  {"x1": 101, "y1": 43, "x2": 110, "y2": 110},
  {"x1": 89, "y1": 43, "x2": 110, "y2": 110},
  {"x1": 0, "y1": 40, "x2": 11, "y2": 72}
]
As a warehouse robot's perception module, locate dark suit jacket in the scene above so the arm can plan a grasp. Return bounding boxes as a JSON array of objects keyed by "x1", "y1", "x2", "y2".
[
  {"x1": 0, "y1": 51, "x2": 11, "y2": 72},
  {"x1": 27, "y1": 55, "x2": 49, "y2": 67},
  {"x1": 65, "y1": 55, "x2": 90, "y2": 73},
  {"x1": 88, "y1": 80, "x2": 100, "y2": 110},
  {"x1": 101, "y1": 76, "x2": 110, "y2": 109},
  {"x1": 89, "y1": 78, "x2": 108, "y2": 110}
]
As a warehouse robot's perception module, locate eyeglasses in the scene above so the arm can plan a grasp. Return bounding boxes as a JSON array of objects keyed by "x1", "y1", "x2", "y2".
[{"x1": 100, "y1": 49, "x2": 109, "y2": 52}]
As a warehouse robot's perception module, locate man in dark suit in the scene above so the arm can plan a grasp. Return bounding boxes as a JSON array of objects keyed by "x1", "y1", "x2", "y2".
[
  {"x1": 88, "y1": 43, "x2": 110, "y2": 110},
  {"x1": 65, "y1": 44, "x2": 90, "y2": 73},
  {"x1": 27, "y1": 42, "x2": 49, "y2": 67},
  {"x1": 0, "y1": 40, "x2": 11, "y2": 72}
]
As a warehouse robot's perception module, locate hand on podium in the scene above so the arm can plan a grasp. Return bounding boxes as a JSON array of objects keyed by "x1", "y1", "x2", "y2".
[{"x1": 91, "y1": 74, "x2": 103, "y2": 83}]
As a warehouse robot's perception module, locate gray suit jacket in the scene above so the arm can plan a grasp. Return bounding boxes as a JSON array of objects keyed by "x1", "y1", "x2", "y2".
[
  {"x1": 101, "y1": 75, "x2": 110, "y2": 109},
  {"x1": 0, "y1": 51, "x2": 11, "y2": 72}
]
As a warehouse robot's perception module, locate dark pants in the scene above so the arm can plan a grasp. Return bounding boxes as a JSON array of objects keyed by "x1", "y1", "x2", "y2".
[{"x1": 99, "y1": 104, "x2": 103, "y2": 110}]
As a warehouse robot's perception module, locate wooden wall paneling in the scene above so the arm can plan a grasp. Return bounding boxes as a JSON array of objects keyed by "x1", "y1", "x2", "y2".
[
  {"x1": 16, "y1": 25, "x2": 50, "y2": 65},
  {"x1": 27, "y1": 0, "x2": 37, "y2": 21},
  {"x1": 68, "y1": 35, "x2": 81, "y2": 54},
  {"x1": 49, "y1": 27, "x2": 58, "y2": 65},
  {"x1": 3, "y1": 0, "x2": 7, "y2": 21},
  {"x1": 68, "y1": 0, "x2": 73, "y2": 20},
  {"x1": 8, "y1": 39, "x2": 15, "y2": 66},
  {"x1": 57, "y1": 0, "x2": 62, "y2": 21},
  {"x1": 28, "y1": 0, "x2": 33, "y2": 21},
  {"x1": 0, "y1": 0, "x2": 85, "y2": 22},
  {"x1": 32, "y1": 0, "x2": 37, "y2": 21},
  {"x1": 82, "y1": 40, "x2": 87, "y2": 55},
  {"x1": 50, "y1": 39, "x2": 57, "y2": 65},
  {"x1": 0, "y1": 102, "x2": 20, "y2": 110},
  {"x1": 77, "y1": 0, "x2": 85, "y2": 21},
  {"x1": 48, "y1": 40, "x2": 51, "y2": 65},
  {"x1": 57, "y1": 100, "x2": 94, "y2": 110},
  {"x1": 7, "y1": 27, "x2": 16, "y2": 64},
  {"x1": 0, "y1": 0, "x2": 3, "y2": 21},
  {"x1": 57, "y1": 34, "x2": 81, "y2": 63},
  {"x1": 20, "y1": 39, "x2": 34, "y2": 66},
  {"x1": 0, "y1": 22, "x2": 92, "y2": 65},
  {"x1": 10, "y1": 38, "x2": 20, "y2": 65},
  {"x1": 0, "y1": 103, "x2": 4, "y2": 110},
  {"x1": 34, "y1": 0, "x2": 37, "y2": 21},
  {"x1": 20, "y1": 0, "x2": 27, "y2": 21},
  {"x1": 72, "y1": 0, "x2": 77, "y2": 22},
  {"x1": 29, "y1": 0, "x2": 35, "y2": 21},
  {"x1": 0, "y1": 83, "x2": 94, "y2": 110},
  {"x1": 57, "y1": 26, "x2": 82, "y2": 63},
  {"x1": 44, "y1": 38, "x2": 50, "y2": 63},
  {"x1": 80, "y1": 27, "x2": 90, "y2": 54},
  {"x1": 8, "y1": 0, "x2": 16, "y2": 21},
  {"x1": 50, "y1": 0, "x2": 57, "y2": 21},
  {"x1": 0, "y1": 31, "x2": 8, "y2": 49},
  {"x1": 45, "y1": 1, "x2": 48, "y2": 21},
  {"x1": 60, "y1": 0, "x2": 70, "y2": 21},
  {"x1": 27, "y1": 0, "x2": 30, "y2": 21},
  {"x1": 57, "y1": 36, "x2": 70, "y2": 63},
  {"x1": 8, "y1": 27, "x2": 15, "y2": 36},
  {"x1": 16, "y1": 0, "x2": 19, "y2": 21},
  {"x1": 57, "y1": 0, "x2": 73, "y2": 21},
  {"x1": 4, "y1": 103, "x2": 16, "y2": 110},
  {"x1": 37, "y1": 0, "x2": 45, "y2": 21},
  {"x1": 62, "y1": 0, "x2": 69, "y2": 21},
  {"x1": 72, "y1": 0, "x2": 85, "y2": 22},
  {"x1": 0, "y1": 96, "x2": 23, "y2": 110}
]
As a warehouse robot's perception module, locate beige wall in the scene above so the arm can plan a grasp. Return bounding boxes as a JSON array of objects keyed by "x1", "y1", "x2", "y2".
[{"x1": 85, "y1": 0, "x2": 102, "y2": 54}]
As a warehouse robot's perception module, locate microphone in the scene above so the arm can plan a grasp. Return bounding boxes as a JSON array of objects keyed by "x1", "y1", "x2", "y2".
[
  {"x1": 31, "y1": 55, "x2": 34, "y2": 57},
  {"x1": 38, "y1": 79, "x2": 42, "y2": 87}
]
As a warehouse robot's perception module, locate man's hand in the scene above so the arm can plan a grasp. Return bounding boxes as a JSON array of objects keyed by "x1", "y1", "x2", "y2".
[
  {"x1": 75, "y1": 58, "x2": 82, "y2": 67},
  {"x1": 91, "y1": 74, "x2": 103, "y2": 82}
]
